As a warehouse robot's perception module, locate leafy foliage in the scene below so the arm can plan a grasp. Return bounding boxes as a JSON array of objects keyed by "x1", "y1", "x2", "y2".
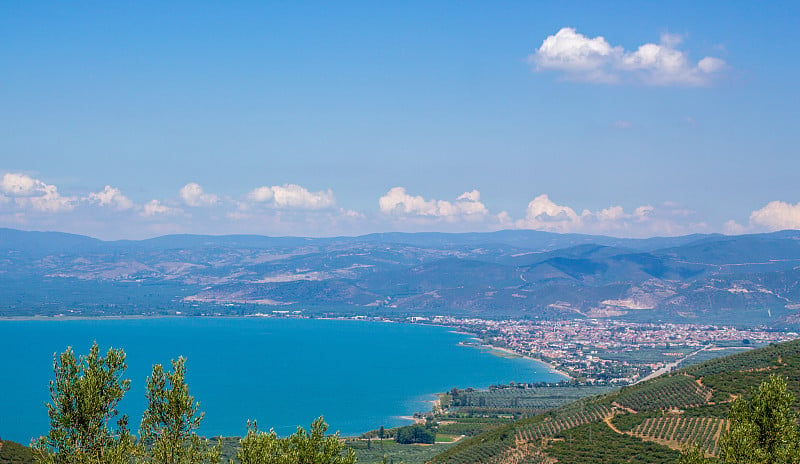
[
  {"x1": 140, "y1": 357, "x2": 220, "y2": 464},
  {"x1": 237, "y1": 417, "x2": 355, "y2": 464},
  {"x1": 718, "y1": 374, "x2": 800, "y2": 464},
  {"x1": 394, "y1": 426, "x2": 435, "y2": 445},
  {"x1": 31, "y1": 342, "x2": 136, "y2": 464}
]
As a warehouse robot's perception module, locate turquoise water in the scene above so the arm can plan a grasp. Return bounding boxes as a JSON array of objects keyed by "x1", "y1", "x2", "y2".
[{"x1": 0, "y1": 318, "x2": 562, "y2": 444}]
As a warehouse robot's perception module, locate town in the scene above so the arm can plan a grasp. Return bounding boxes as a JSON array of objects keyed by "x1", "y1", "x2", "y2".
[{"x1": 420, "y1": 316, "x2": 797, "y2": 385}]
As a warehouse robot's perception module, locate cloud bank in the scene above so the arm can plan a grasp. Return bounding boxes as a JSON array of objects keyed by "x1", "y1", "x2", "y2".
[
  {"x1": 515, "y1": 195, "x2": 705, "y2": 236},
  {"x1": 87, "y1": 185, "x2": 135, "y2": 210},
  {"x1": 529, "y1": 28, "x2": 727, "y2": 86},
  {"x1": 179, "y1": 183, "x2": 219, "y2": 207},
  {"x1": 726, "y1": 200, "x2": 800, "y2": 234},
  {"x1": 7, "y1": 171, "x2": 800, "y2": 239},
  {"x1": 379, "y1": 187, "x2": 489, "y2": 220},
  {"x1": 0, "y1": 173, "x2": 75, "y2": 212},
  {"x1": 246, "y1": 184, "x2": 335, "y2": 209}
]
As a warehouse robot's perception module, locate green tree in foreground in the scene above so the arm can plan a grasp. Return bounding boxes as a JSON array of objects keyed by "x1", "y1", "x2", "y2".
[
  {"x1": 32, "y1": 342, "x2": 137, "y2": 464},
  {"x1": 678, "y1": 374, "x2": 800, "y2": 464},
  {"x1": 139, "y1": 357, "x2": 220, "y2": 464},
  {"x1": 237, "y1": 417, "x2": 356, "y2": 464},
  {"x1": 34, "y1": 344, "x2": 348, "y2": 464}
]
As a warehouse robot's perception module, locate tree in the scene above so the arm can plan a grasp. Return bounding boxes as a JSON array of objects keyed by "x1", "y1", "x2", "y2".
[
  {"x1": 678, "y1": 374, "x2": 800, "y2": 464},
  {"x1": 32, "y1": 342, "x2": 137, "y2": 464},
  {"x1": 719, "y1": 374, "x2": 800, "y2": 464},
  {"x1": 394, "y1": 425, "x2": 434, "y2": 445},
  {"x1": 237, "y1": 417, "x2": 356, "y2": 464},
  {"x1": 139, "y1": 357, "x2": 219, "y2": 464}
]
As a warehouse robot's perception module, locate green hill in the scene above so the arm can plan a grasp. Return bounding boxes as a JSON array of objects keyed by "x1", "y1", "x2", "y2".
[
  {"x1": 0, "y1": 440, "x2": 35, "y2": 464},
  {"x1": 429, "y1": 339, "x2": 800, "y2": 464}
]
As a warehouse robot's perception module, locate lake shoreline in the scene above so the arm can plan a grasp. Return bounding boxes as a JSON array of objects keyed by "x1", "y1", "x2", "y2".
[{"x1": 0, "y1": 316, "x2": 564, "y2": 443}]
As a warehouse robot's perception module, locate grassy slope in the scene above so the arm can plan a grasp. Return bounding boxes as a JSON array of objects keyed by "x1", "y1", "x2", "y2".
[{"x1": 429, "y1": 339, "x2": 800, "y2": 464}]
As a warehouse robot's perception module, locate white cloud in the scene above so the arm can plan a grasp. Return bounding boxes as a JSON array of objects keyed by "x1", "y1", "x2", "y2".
[
  {"x1": 529, "y1": 28, "x2": 727, "y2": 86},
  {"x1": 87, "y1": 185, "x2": 135, "y2": 210},
  {"x1": 531, "y1": 27, "x2": 620, "y2": 83},
  {"x1": 0, "y1": 173, "x2": 75, "y2": 212},
  {"x1": 749, "y1": 201, "x2": 800, "y2": 231},
  {"x1": 457, "y1": 190, "x2": 481, "y2": 202},
  {"x1": 514, "y1": 195, "x2": 699, "y2": 236},
  {"x1": 179, "y1": 182, "x2": 219, "y2": 207},
  {"x1": 1, "y1": 173, "x2": 42, "y2": 196},
  {"x1": 516, "y1": 194, "x2": 582, "y2": 232},
  {"x1": 723, "y1": 219, "x2": 748, "y2": 235},
  {"x1": 246, "y1": 184, "x2": 335, "y2": 210},
  {"x1": 379, "y1": 187, "x2": 488, "y2": 219},
  {"x1": 597, "y1": 205, "x2": 625, "y2": 221},
  {"x1": 141, "y1": 200, "x2": 181, "y2": 217},
  {"x1": 247, "y1": 186, "x2": 274, "y2": 203},
  {"x1": 273, "y1": 185, "x2": 335, "y2": 209},
  {"x1": 340, "y1": 208, "x2": 364, "y2": 219},
  {"x1": 634, "y1": 205, "x2": 655, "y2": 220},
  {"x1": 698, "y1": 56, "x2": 727, "y2": 73}
]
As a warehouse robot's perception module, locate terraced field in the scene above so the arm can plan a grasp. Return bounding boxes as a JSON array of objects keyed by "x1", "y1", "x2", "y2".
[
  {"x1": 631, "y1": 417, "x2": 727, "y2": 455},
  {"x1": 430, "y1": 338, "x2": 800, "y2": 464},
  {"x1": 615, "y1": 375, "x2": 712, "y2": 412}
]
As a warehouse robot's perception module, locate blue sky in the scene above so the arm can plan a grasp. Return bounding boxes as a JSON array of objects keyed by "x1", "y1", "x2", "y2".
[{"x1": 1, "y1": 1, "x2": 798, "y2": 239}]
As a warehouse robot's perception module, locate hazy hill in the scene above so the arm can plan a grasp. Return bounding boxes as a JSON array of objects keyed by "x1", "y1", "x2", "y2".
[{"x1": 3, "y1": 228, "x2": 800, "y2": 327}]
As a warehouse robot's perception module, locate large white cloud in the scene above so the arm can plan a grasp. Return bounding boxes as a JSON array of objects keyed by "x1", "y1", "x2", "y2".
[
  {"x1": 379, "y1": 187, "x2": 488, "y2": 219},
  {"x1": 0, "y1": 173, "x2": 75, "y2": 212},
  {"x1": 529, "y1": 28, "x2": 727, "y2": 86},
  {"x1": 1, "y1": 173, "x2": 42, "y2": 196},
  {"x1": 749, "y1": 201, "x2": 800, "y2": 231},
  {"x1": 179, "y1": 182, "x2": 219, "y2": 207},
  {"x1": 532, "y1": 27, "x2": 621, "y2": 83},
  {"x1": 246, "y1": 184, "x2": 335, "y2": 209},
  {"x1": 723, "y1": 200, "x2": 800, "y2": 234},
  {"x1": 87, "y1": 185, "x2": 135, "y2": 210}
]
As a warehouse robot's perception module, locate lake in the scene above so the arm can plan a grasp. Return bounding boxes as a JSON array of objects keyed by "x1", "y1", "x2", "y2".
[{"x1": 0, "y1": 317, "x2": 563, "y2": 444}]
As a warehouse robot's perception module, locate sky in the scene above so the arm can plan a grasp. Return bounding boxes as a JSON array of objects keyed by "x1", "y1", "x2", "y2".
[{"x1": 1, "y1": 1, "x2": 798, "y2": 239}]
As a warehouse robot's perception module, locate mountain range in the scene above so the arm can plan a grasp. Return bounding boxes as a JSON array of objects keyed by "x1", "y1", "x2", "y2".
[{"x1": 3, "y1": 228, "x2": 800, "y2": 327}]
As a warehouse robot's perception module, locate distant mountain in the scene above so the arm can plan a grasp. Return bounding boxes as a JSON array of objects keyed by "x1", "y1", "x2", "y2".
[
  {"x1": 3, "y1": 227, "x2": 800, "y2": 327},
  {"x1": 0, "y1": 228, "x2": 104, "y2": 254}
]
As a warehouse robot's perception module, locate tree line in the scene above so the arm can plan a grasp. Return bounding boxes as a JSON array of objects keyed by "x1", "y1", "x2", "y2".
[{"x1": 32, "y1": 342, "x2": 355, "y2": 464}]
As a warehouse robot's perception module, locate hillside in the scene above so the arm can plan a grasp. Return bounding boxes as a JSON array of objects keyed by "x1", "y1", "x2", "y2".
[
  {"x1": 0, "y1": 440, "x2": 34, "y2": 464},
  {"x1": 429, "y1": 338, "x2": 800, "y2": 464},
  {"x1": 3, "y1": 228, "x2": 800, "y2": 327}
]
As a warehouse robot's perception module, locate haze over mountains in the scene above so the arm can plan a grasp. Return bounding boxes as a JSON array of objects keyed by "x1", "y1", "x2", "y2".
[{"x1": 3, "y1": 228, "x2": 800, "y2": 327}]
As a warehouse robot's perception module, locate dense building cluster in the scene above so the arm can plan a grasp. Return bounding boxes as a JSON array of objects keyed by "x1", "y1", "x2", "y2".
[{"x1": 423, "y1": 316, "x2": 797, "y2": 384}]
